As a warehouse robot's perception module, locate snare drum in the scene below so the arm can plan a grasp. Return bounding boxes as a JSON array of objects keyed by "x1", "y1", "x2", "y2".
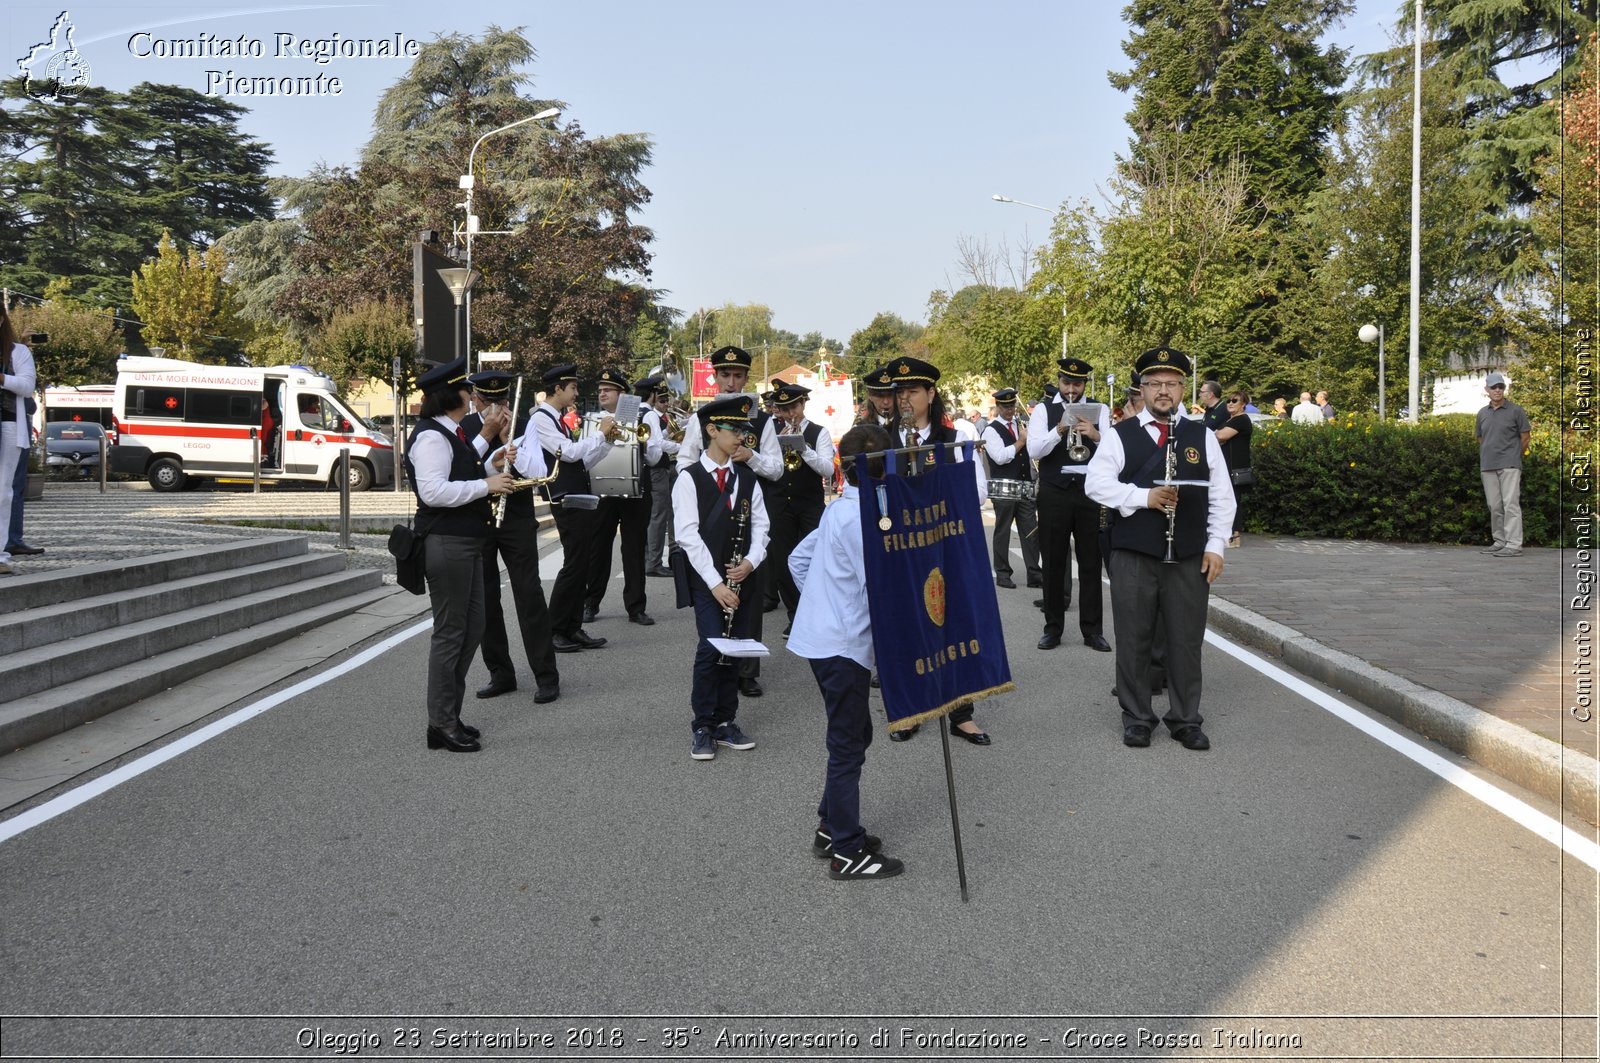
[
  {"x1": 590, "y1": 441, "x2": 642, "y2": 498},
  {"x1": 989, "y1": 478, "x2": 1034, "y2": 502}
]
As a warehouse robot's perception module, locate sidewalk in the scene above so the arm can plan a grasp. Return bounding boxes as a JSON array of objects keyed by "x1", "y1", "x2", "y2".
[{"x1": 1211, "y1": 533, "x2": 1596, "y2": 817}]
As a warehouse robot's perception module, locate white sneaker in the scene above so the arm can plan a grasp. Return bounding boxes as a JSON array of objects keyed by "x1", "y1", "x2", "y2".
[
  {"x1": 1494, "y1": 547, "x2": 1524, "y2": 557},
  {"x1": 1480, "y1": 544, "x2": 1504, "y2": 554}
]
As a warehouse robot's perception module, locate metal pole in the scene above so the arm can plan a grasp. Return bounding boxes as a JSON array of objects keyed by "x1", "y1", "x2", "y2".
[
  {"x1": 338, "y1": 447, "x2": 352, "y2": 549},
  {"x1": 98, "y1": 432, "x2": 106, "y2": 494},
  {"x1": 251, "y1": 429, "x2": 261, "y2": 493},
  {"x1": 1378, "y1": 324, "x2": 1387, "y2": 421},
  {"x1": 938, "y1": 725, "x2": 971, "y2": 903},
  {"x1": 1407, "y1": 0, "x2": 1423, "y2": 423},
  {"x1": 393, "y1": 355, "x2": 405, "y2": 494}
]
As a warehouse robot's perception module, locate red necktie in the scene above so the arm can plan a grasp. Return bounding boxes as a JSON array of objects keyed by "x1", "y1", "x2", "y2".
[
  {"x1": 456, "y1": 426, "x2": 467, "y2": 443},
  {"x1": 1153, "y1": 421, "x2": 1168, "y2": 447},
  {"x1": 715, "y1": 466, "x2": 731, "y2": 509}
]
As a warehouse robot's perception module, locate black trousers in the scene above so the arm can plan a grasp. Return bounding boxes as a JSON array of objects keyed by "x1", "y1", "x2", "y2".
[
  {"x1": 547, "y1": 504, "x2": 597, "y2": 636},
  {"x1": 478, "y1": 517, "x2": 559, "y2": 691},
  {"x1": 690, "y1": 582, "x2": 756, "y2": 732},
  {"x1": 764, "y1": 493, "x2": 824, "y2": 616},
  {"x1": 584, "y1": 492, "x2": 651, "y2": 618},
  {"x1": 990, "y1": 493, "x2": 1041, "y2": 583},
  {"x1": 1036, "y1": 477, "x2": 1104, "y2": 639},
  {"x1": 1109, "y1": 548, "x2": 1207, "y2": 731},
  {"x1": 810, "y1": 655, "x2": 873, "y2": 854}
]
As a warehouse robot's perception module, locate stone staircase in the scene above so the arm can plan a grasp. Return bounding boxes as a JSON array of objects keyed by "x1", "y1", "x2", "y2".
[{"x1": 0, "y1": 536, "x2": 388, "y2": 752}]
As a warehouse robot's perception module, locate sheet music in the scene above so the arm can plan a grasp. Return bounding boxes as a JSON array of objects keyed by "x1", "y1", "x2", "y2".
[
  {"x1": 616, "y1": 394, "x2": 641, "y2": 426},
  {"x1": 1059, "y1": 402, "x2": 1104, "y2": 425},
  {"x1": 708, "y1": 638, "x2": 769, "y2": 657}
]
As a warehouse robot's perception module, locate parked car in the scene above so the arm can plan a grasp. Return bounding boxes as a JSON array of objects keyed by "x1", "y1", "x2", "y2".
[{"x1": 44, "y1": 421, "x2": 106, "y2": 478}]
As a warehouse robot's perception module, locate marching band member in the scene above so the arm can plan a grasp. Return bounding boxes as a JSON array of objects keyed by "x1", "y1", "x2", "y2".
[
  {"x1": 582, "y1": 367, "x2": 660, "y2": 627},
  {"x1": 858, "y1": 365, "x2": 900, "y2": 432},
  {"x1": 674, "y1": 394, "x2": 771, "y2": 761},
  {"x1": 1085, "y1": 346, "x2": 1234, "y2": 751},
  {"x1": 789, "y1": 423, "x2": 903, "y2": 880},
  {"x1": 981, "y1": 387, "x2": 1041, "y2": 591},
  {"x1": 405, "y1": 357, "x2": 514, "y2": 752},
  {"x1": 675, "y1": 345, "x2": 782, "y2": 698},
  {"x1": 764, "y1": 382, "x2": 834, "y2": 626},
  {"x1": 642, "y1": 378, "x2": 679, "y2": 578},
  {"x1": 461, "y1": 370, "x2": 560, "y2": 706},
  {"x1": 887, "y1": 356, "x2": 989, "y2": 747},
  {"x1": 1027, "y1": 357, "x2": 1113, "y2": 653},
  {"x1": 529, "y1": 364, "x2": 614, "y2": 653}
]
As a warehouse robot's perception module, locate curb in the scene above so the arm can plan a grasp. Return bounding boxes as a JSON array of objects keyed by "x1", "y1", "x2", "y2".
[{"x1": 1208, "y1": 596, "x2": 1600, "y2": 826}]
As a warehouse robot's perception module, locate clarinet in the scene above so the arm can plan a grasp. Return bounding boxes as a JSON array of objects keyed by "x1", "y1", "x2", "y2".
[
  {"x1": 718, "y1": 498, "x2": 751, "y2": 666},
  {"x1": 1161, "y1": 431, "x2": 1179, "y2": 565}
]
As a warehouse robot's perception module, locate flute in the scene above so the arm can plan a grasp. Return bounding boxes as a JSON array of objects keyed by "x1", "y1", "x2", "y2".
[{"x1": 493, "y1": 374, "x2": 525, "y2": 529}]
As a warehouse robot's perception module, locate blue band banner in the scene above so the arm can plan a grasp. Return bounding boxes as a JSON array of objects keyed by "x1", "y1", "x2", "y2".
[{"x1": 857, "y1": 444, "x2": 1014, "y2": 730}]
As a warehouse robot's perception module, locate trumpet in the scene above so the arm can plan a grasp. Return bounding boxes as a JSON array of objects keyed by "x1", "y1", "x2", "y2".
[
  {"x1": 604, "y1": 419, "x2": 650, "y2": 443},
  {"x1": 664, "y1": 415, "x2": 686, "y2": 443},
  {"x1": 1067, "y1": 420, "x2": 1091, "y2": 463},
  {"x1": 783, "y1": 447, "x2": 803, "y2": 472}
]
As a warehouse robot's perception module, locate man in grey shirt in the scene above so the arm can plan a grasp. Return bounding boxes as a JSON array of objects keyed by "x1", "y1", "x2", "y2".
[{"x1": 1475, "y1": 371, "x2": 1532, "y2": 557}]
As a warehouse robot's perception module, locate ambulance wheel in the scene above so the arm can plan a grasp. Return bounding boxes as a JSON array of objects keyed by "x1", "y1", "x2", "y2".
[
  {"x1": 148, "y1": 457, "x2": 185, "y2": 492},
  {"x1": 337, "y1": 459, "x2": 373, "y2": 492}
]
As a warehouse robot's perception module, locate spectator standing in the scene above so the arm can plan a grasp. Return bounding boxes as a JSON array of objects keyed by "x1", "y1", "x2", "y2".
[
  {"x1": 7, "y1": 396, "x2": 43, "y2": 556},
  {"x1": 1214, "y1": 390, "x2": 1255, "y2": 548},
  {"x1": 1198, "y1": 380, "x2": 1229, "y2": 431},
  {"x1": 1476, "y1": 372, "x2": 1531, "y2": 558},
  {"x1": 1317, "y1": 390, "x2": 1335, "y2": 420},
  {"x1": 1291, "y1": 392, "x2": 1322, "y2": 424},
  {"x1": 1272, "y1": 397, "x2": 1289, "y2": 419},
  {"x1": 0, "y1": 307, "x2": 36, "y2": 575}
]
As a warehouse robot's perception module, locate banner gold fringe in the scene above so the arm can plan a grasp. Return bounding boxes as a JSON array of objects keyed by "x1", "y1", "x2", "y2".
[{"x1": 886, "y1": 680, "x2": 1016, "y2": 732}]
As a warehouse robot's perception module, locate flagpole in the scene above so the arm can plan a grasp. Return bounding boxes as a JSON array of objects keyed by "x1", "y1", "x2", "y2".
[{"x1": 938, "y1": 724, "x2": 971, "y2": 902}]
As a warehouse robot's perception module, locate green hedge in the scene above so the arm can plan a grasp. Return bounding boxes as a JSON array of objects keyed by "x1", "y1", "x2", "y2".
[{"x1": 1244, "y1": 413, "x2": 1569, "y2": 545}]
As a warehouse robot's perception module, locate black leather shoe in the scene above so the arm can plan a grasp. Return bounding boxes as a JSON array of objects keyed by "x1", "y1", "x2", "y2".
[
  {"x1": 7, "y1": 543, "x2": 43, "y2": 556},
  {"x1": 581, "y1": 605, "x2": 599, "y2": 624},
  {"x1": 1084, "y1": 634, "x2": 1112, "y2": 652},
  {"x1": 553, "y1": 634, "x2": 583, "y2": 653},
  {"x1": 1026, "y1": 577, "x2": 1042, "y2": 588},
  {"x1": 739, "y1": 677, "x2": 763, "y2": 697},
  {"x1": 1123, "y1": 724, "x2": 1152, "y2": 748},
  {"x1": 763, "y1": 600, "x2": 781, "y2": 613},
  {"x1": 889, "y1": 724, "x2": 919, "y2": 742},
  {"x1": 427, "y1": 725, "x2": 481, "y2": 752},
  {"x1": 534, "y1": 685, "x2": 560, "y2": 704},
  {"x1": 869, "y1": 672, "x2": 880, "y2": 688},
  {"x1": 1037, "y1": 632, "x2": 1061, "y2": 650},
  {"x1": 1171, "y1": 725, "x2": 1211, "y2": 750},
  {"x1": 457, "y1": 720, "x2": 481, "y2": 740},
  {"x1": 570, "y1": 628, "x2": 607, "y2": 648},
  {"x1": 1033, "y1": 598, "x2": 1045, "y2": 609},
  {"x1": 949, "y1": 724, "x2": 992, "y2": 746},
  {"x1": 476, "y1": 678, "x2": 516, "y2": 699},
  {"x1": 629, "y1": 612, "x2": 655, "y2": 626},
  {"x1": 647, "y1": 566, "x2": 674, "y2": 578},
  {"x1": 995, "y1": 576, "x2": 1016, "y2": 589}
]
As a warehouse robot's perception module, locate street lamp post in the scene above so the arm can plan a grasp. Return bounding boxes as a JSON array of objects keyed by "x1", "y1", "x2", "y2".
[
  {"x1": 992, "y1": 193, "x2": 1072, "y2": 388},
  {"x1": 1359, "y1": 323, "x2": 1386, "y2": 420},
  {"x1": 457, "y1": 107, "x2": 561, "y2": 374},
  {"x1": 436, "y1": 267, "x2": 481, "y2": 364}
]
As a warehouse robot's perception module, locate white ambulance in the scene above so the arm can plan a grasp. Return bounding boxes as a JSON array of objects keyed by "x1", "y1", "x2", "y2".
[
  {"x1": 109, "y1": 356, "x2": 394, "y2": 492},
  {"x1": 43, "y1": 385, "x2": 117, "y2": 442}
]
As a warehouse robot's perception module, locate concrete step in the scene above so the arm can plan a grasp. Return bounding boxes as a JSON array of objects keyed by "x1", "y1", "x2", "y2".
[
  {"x1": 3, "y1": 536, "x2": 309, "y2": 611},
  {"x1": 0, "y1": 553, "x2": 350, "y2": 652},
  {"x1": 0, "y1": 569, "x2": 383, "y2": 706},
  {"x1": 0, "y1": 583, "x2": 394, "y2": 752}
]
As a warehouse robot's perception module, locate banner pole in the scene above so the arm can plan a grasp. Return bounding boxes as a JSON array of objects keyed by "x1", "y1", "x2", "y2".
[{"x1": 937, "y1": 724, "x2": 971, "y2": 903}]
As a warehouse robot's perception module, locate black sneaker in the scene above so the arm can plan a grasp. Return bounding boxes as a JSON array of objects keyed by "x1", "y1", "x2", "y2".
[
  {"x1": 829, "y1": 848, "x2": 904, "y2": 880},
  {"x1": 812, "y1": 828, "x2": 883, "y2": 858}
]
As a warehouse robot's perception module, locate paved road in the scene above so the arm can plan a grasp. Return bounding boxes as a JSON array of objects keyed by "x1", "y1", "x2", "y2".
[{"x1": 2, "y1": 529, "x2": 1595, "y2": 1060}]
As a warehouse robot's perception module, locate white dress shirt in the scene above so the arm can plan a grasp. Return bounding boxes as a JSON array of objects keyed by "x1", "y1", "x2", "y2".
[
  {"x1": 1026, "y1": 393, "x2": 1113, "y2": 474},
  {"x1": 787, "y1": 484, "x2": 873, "y2": 670},
  {"x1": 412, "y1": 413, "x2": 490, "y2": 509},
  {"x1": 672, "y1": 452, "x2": 771, "y2": 589},
  {"x1": 2, "y1": 343, "x2": 36, "y2": 446},
  {"x1": 1084, "y1": 408, "x2": 1236, "y2": 556},
  {"x1": 675, "y1": 405, "x2": 784, "y2": 480},
  {"x1": 980, "y1": 414, "x2": 1027, "y2": 466},
  {"x1": 900, "y1": 422, "x2": 987, "y2": 502},
  {"x1": 639, "y1": 408, "x2": 670, "y2": 466},
  {"x1": 788, "y1": 417, "x2": 836, "y2": 478},
  {"x1": 528, "y1": 401, "x2": 610, "y2": 471}
]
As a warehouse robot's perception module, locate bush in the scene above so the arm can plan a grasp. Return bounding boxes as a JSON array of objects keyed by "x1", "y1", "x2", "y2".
[{"x1": 1245, "y1": 413, "x2": 1565, "y2": 545}]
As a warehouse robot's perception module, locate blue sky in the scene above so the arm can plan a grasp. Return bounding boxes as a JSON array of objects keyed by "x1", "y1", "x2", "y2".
[{"x1": 5, "y1": 1, "x2": 1399, "y2": 346}]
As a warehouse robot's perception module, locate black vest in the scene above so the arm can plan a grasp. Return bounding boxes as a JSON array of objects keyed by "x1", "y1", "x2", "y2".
[
  {"x1": 535, "y1": 406, "x2": 591, "y2": 500},
  {"x1": 461, "y1": 411, "x2": 536, "y2": 523},
  {"x1": 775, "y1": 421, "x2": 825, "y2": 500},
  {"x1": 405, "y1": 418, "x2": 493, "y2": 538},
  {"x1": 683, "y1": 461, "x2": 757, "y2": 593},
  {"x1": 983, "y1": 417, "x2": 1031, "y2": 481},
  {"x1": 1107, "y1": 417, "x2": 1210, "y2": 560},
  {"x1": 901, "y1": 422, "x2": 957, "y2": 476},
  {"x1": 1036, "y1": 400, "x2": 1097, "y2": 488}
]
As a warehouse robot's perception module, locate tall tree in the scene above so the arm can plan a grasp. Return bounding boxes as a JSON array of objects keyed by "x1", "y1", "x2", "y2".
[
  {"x1": 7, "y1": 279, "x2": 124, "y2": 385},
  {"x1": 129, "y1": 231, "x2": 240, "y2": 361},
  {"x1": 846, "y1": 312, "x2": 925, "y2": 375}
]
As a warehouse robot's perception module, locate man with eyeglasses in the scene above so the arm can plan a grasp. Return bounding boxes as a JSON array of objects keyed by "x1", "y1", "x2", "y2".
[
  {"x1": 1476, "y1": 372, "x2": 1531, "y2": 558},
  {"x1": 1086, "y1": 346, "x2": 1234, "y2": 752}
]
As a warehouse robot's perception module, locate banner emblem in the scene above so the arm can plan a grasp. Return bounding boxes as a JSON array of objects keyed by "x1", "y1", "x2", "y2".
[{"x1": 923, "y1": 568, "x2": 946, "y2": 627}]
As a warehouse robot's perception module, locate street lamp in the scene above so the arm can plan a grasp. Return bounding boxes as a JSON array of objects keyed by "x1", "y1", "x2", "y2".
[
  {"x1": 1359, "y1": 322, "x2": 1386, "y2": 420},
  {"x1": 457, "y1": 106, "x2": 562, "y2": 373},
  {"x1": 992, "y1": 193, "x2": 1075, "y2": 391},
  {"x1": 436, "y1": 267, "x2": 480, "y2": 363},
  {"x1": 697, "y1": 307, "x2": 719, "y2": 357}
]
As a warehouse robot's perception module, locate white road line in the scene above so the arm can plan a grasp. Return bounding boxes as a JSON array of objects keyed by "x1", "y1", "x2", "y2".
[
  {"x1": 0, "y1": 619, "x2": 432, "y2": 845},
  {"x1": 1005, "y1": 536, "x2": 1600, "y2": 870}
]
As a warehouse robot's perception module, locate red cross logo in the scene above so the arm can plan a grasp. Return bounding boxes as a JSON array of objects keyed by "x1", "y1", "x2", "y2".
[
  {"x1": 164, "y1": 397, "x2": 178, "y2": 409},
  {"x1": 824, "y1": 406, "x2": 836, "y2": 417}
]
